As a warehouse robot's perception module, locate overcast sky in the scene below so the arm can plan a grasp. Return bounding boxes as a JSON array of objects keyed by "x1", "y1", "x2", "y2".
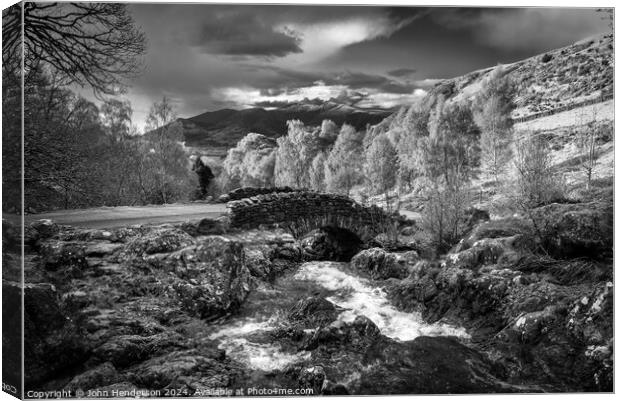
[{"x1": 113, "y1": 4, "x2": 609, "y2": 130}]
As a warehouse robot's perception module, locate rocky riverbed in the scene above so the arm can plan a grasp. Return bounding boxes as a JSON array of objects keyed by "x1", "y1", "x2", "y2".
[{"x1": 1, "y1": 197, "x2": 613, "y2": 395}]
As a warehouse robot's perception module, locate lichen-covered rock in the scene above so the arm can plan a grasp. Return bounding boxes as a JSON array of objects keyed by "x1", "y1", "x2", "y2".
[
  {"x1": 423, "y1": 266, "x2": 518, "y2": 328},
  {"x1": 532, "y1": 201, "x2": 613, "y2": 258},
  {"x1": 25, "y1": 219, "x2": 60, "y2": 248},
  {"x1": 443, "y1": 235, "x2": 534, "y2": 270},
  {"x1": 302, "y1": 315, "x2": 381, "y2": 351},
  {"x1": 118, "y1": 228, "x2": 195, "y2": 261},
  {"x1": 180, "y1": 218, "x2": 229, "y2": 236},
  {"x1": 196, "y1": 217, "x2": 228, "y2": 235},
  {"x1": 485, "y1": 279, "x2": 613, "y2": 391},
  {"x1": 390, "y1": 247, "x2": 613, "y2": 392},
  {"x1": 270, "y1": 242, "x2": 303, "y2": 262},
  {"x1": 565, "y1": 282, "x2": 613, "y2": 390},
  {"x1": 389, "y1": 275, "x2": 439, "y2": 309},
  {"x1": 453, "y1": 217, "x2": 533, "y2": 253},
  {"x1": 244, "y1": 246, "x2": 273, "y2": 278},
  {"x1": 350, "y1": 248, "x2": 418, "y2": 280},
  {"x1": 159, "y1": 236, "x2": 252, "y2": 319},
  {"x1": 38, "y1": 240, "x2": 88, "y2": 276},
  {"x1": 288, "y1": 296, "x2": 338, "y2": 327}
]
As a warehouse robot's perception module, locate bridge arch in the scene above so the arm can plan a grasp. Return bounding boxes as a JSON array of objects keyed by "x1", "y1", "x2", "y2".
[{"x1": 226, "y1": 191, "x2": 393, "y2": 242}]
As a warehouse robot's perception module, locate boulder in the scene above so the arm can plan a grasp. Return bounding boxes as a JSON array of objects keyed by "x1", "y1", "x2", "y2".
[
  {"x1": 565, "y1": 282, "x2": 613, "y2": 391},
  {"x1": 25, "y1": 219, "x2": 60, "y2": 248},
  {"x1": 352, "y1": 336, "x2": 514, "y2": 394},
  {"x1": 195, "y1": 217, "x2": 227, "y2": 235},
  {"x1": 159, "y1": 236, "x2": 252, "y2": 319},
  {"x1": 244, "y1": 246, "x2": 273, "y2": 279},
  {"x1": 443, "y1": 235, "x2": 534, "y2": 271},
  {"x1": 420, "y1": 266, "x2": 518, "y2": 329},
  {"x1": 288, "y1": 296, "x2": 338, "y2": 327},
  {"x1": 270, "y1": 242, "x2": 303, "y2": 262},
  {"x1": 119, "y1": 228, "x2": 195, "y2": 261},
  {"x1": 302, "y1": 315, "x2": 381, "y2": 351},
  {"x1": 38, "y1": 240, "x2": 88, "y2": 277},
  {"x1": 487, "y1": 279, "x2": 613, "y2": 391},
  {"x1": 350, "y1": 248, "x2": 418, "y2": 280},
  {"x1": 453, "y1": 217, "x2": 533, "y2": 253},
  {"x1": 532, "y1": 201, "x2": 612, "y2": 258}
]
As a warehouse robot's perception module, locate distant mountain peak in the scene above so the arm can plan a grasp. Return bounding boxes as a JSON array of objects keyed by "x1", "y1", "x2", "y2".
[{"x1": 174, "y1": 98, "x2": 391, "y2": 153}]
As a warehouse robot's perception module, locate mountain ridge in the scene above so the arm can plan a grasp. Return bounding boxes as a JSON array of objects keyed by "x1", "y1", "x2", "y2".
[{"x1": 177, "y1": 99, "x2": 392, "y2": 152}]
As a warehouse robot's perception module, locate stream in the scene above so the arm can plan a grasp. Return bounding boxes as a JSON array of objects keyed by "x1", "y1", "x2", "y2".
[{"x1": 207, "y1": 261, "x2": 469, "y2": 374}]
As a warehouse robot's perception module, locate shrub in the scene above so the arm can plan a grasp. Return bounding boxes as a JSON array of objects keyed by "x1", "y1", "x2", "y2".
[{"x1": 512, "y1": 134, "x2": 566, "y2": 209}]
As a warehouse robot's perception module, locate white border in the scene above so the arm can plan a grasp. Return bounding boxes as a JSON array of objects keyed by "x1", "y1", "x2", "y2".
[{"x1": 0, "y1": 2, "x2": 616, "y2": 401}]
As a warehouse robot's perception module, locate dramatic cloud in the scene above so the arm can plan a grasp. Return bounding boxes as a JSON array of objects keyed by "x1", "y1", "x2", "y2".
[
  {"x1": 105, "y1": 4, "x2": 609, "y2": 130},
  {"x1": 239, "y1": 65, "x2": 418, "y2": 94},
  {"x1": 282, "y1": 13, "x2": 420, "y2": 61},
  {"x1": 193, "y1": 12, "x2": 302, "y2": 57}
]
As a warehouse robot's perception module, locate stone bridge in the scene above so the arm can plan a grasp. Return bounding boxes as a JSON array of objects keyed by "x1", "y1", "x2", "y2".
[{"x1": 226, "y1": 191, "x2": 394, "y2": 242}]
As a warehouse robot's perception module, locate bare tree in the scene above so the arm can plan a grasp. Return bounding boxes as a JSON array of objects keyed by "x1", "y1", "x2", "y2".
[
  {"x1": 3, "y1": 2, "x2": 146, "y2": 96},
  {"x1": 575, "y1": 107, "x2": 602, "y2": 191},
  {"x1": 101, "y1": 99, "x2": 133, "y2": 141},
  {"x1": 419, "y1": 104, "x2": 479, "y2": 254},
  {"x1": 144, "y1": 96, "x2": 192, "y2": 204},
  {"x1": 473, "y1": 67, "x2": 515, "y2": 188},
  {"x1": 512, "y1": 133, "x2": 564, "y2": 209}
]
